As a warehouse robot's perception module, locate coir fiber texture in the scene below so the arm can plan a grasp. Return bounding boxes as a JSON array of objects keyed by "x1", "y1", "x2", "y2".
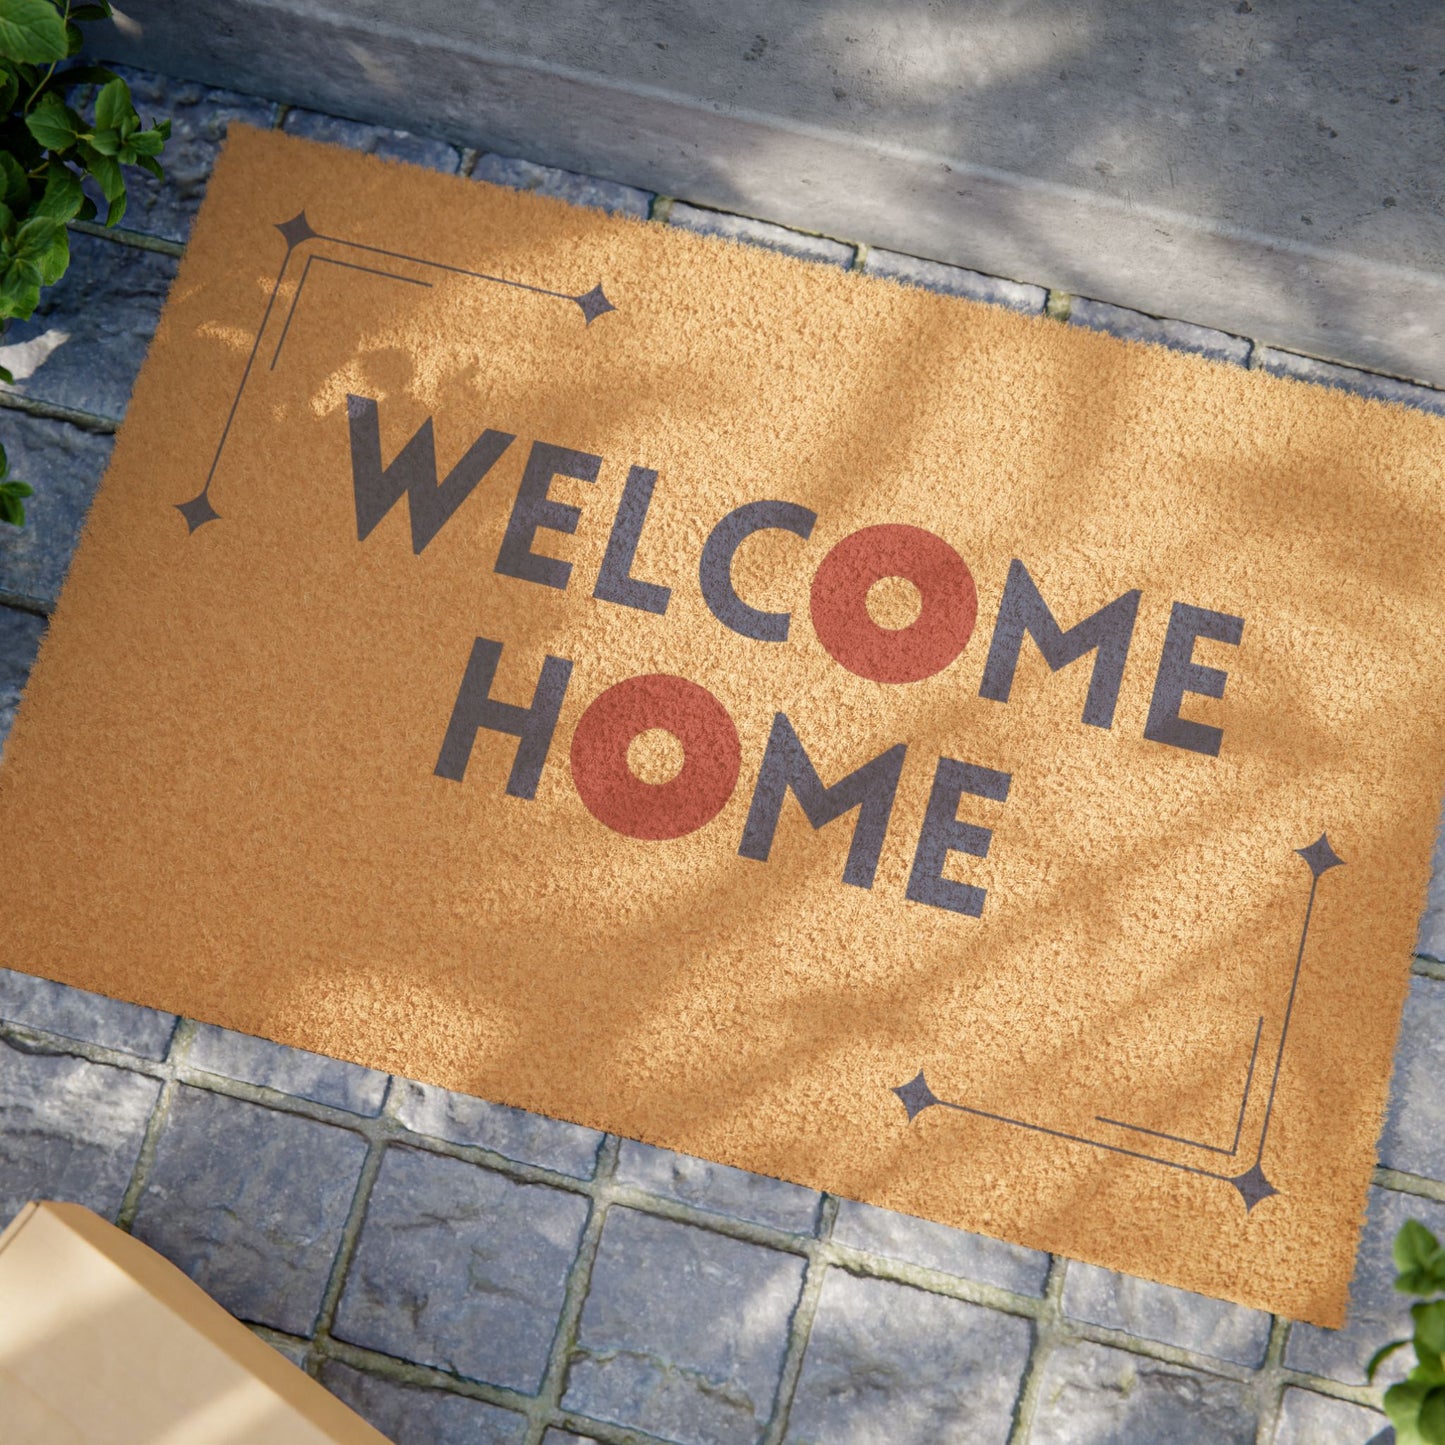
[{"x1": 3, "y1": 125, "x2": 1442, "y2": 1326}]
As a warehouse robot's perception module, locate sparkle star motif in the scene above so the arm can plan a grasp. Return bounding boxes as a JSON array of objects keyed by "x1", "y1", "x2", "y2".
[
  {"x1": 1228, "y1": 1162, "x2": 1279, "y2": 1212},
  {"x1": 176, "y1": 491, "x2": 221, "y2": 533},
  {"x1": 574, "y1": 283, "x2": 615, "y2": 324},
  {"x1": 274, "y1": 211, "x2": 317, "y2": 250},
  {"x1": 892, "y1": 1071, "x2": 941, "y2": 1122},
  {"x1": 1296, "y1": 833, "x2": 1345, "y2": 879}
]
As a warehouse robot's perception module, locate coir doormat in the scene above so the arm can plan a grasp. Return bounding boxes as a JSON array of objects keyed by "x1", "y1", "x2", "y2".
[{"x1": 3, "y1": 125, "x2": 1442, "y2": 1327}]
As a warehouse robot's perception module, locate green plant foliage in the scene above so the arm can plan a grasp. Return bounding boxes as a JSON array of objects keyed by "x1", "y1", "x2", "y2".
[
  {"x1": 1367, "y1": 1220, "x2": 1445, "y2": 1444},
  {"x1": 0, "y1": 0, "x2": 170, "y2": 523}
]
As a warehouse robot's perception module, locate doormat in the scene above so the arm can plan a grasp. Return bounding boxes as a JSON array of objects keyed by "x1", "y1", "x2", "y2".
[{"x1": 3, "y1": 125, "x2": 1442, "y2": 1327}]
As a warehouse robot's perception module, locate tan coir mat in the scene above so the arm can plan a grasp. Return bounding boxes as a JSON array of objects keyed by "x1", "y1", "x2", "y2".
[{"x1": 3, "y1": 125, "x2": 1443, "y2": 1327}]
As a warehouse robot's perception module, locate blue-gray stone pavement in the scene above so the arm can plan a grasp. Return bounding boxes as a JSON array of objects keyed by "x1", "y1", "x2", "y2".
[{"x1": 1, "y1": 62, "x2": 1443, "y2": 1444}]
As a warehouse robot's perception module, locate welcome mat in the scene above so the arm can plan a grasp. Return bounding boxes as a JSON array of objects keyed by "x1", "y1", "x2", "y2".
[{"x1": 3, "y1": 125, "x2": 1442, "y2": 1327}]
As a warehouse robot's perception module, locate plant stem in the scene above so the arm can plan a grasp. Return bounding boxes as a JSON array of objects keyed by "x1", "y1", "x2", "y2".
[{"x1": 23, "y1": 0, "x2": 74, "y2": 112}]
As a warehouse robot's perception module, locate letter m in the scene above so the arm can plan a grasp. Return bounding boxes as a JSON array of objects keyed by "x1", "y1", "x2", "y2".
[
  {"x1": 978, "y1": 559, "x2": 1140, "y2": 728},
  {"x1": 347, "y1": 393, "x2": 515, "y2": 554},
  {"x1": 739, "y1": 713, "x2": 906, "y2": 888}
]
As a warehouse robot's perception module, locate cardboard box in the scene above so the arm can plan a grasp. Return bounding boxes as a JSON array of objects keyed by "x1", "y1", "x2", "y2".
[{"x1": 0, "y1": 1201, "x2": 389, "y2": 1444}]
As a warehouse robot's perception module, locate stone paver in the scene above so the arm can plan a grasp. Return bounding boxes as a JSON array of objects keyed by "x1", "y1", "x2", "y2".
[
  {"x1": 1028, "y1": 1340, "x2": 1258, "y2": 1444},
  {"x1": 1061, "y1": 1260, "x2": 1272, "y2": 1367},
  {"x1": 615, "y1": 1139, "x2": 819, "y2": 1232},
  {"x1": 0, "y1": 968, "x2": 176, "y2": 1059},
  {"x1": 1068, "y1": 296, "x2": 1251, "y2": 365},
  {"x1": 319, "y1": 1361, "x2": 527, "y2": 1444},
  {"x1": 785, "y1": 1270, "x2": 1031, "y2": 1445},
  {"x1": 77, "y1": 65, "x2": 277, "y2": 243},
  {"x1": 130, "y1": 1085, "x2": 367, "y2": 1335},
  {"x1": 0, "y1": 413, "x2": 113, "y2": 613},
  {"x1": 0, "y1": 1036, "x2": 160, "y2": 1224},
  {"x1": 188, "y1": 1023, "x2": 388, "y2": 1115},
  {"x1": 0, "y1": 604, "x2": 45, "y2": 751},
  {"x1": 1285, "y1": 1184, "x2": 1445, "y2": 1387},
  {"x1": 283, "y1": 108, "x2": 462, "y2": 172},
  {"x1": 1256, "y1": 347, "x2": 1445, "y2": 416},
  {"x1": 390, "y1": 1078, "x2": 602, "y2": 1176},
  {"x1": 668, "y1": 202, "x2": 854, "y2": 267},
  {"x1": 1272, "y1": 1387, "x2": 1390, "y2": 1445},
  {"x1": 831, "y1": 1197, "x2": 1050, "y2": 1297},
  {"x1": 335, "y1": 1144, "x2": 589, "y2": 1392},
  {"x1": 564, "y1": 1207, "x2": 805, "y2": 1445},
  {"x1": 862, "y1": 247, "x2": 1046, "y2": 313},
  {"x1": 0, "y1": 231, "x2": 178, "y2": 422},
  {"x1": 1378, "y1": 975, "x2": 1445, "y2": 1181},
  {"x1": 473, "y1": 152, "x2": 652, "y2": 217}
]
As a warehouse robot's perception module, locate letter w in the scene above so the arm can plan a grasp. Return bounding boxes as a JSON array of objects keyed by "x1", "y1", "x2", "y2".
[{"x1": 347, "y1": 393, "x2": 515, "y2": 554}]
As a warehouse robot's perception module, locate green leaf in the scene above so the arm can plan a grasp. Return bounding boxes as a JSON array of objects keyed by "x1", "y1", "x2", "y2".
[
  {"x1": 33, "y1": 162, "x2": 81, "y2": 221},
  {"x1": 0, "y1": 480, "x2": 32, "y2": 499},
  {"x1": 14, "y1": 212, "x2": 59, "y2": 262},
  {"x1": 127, "y1": 125, "x2": 164, "y2": 156},
  {"x1": 0, "y1": 0, "x2": 69, "y2": 65},
  {"x1": 0, "y1": 200, "x2": 15, "y2": 238},
  {"x1": 0, "y1": 440, "x2": 9, "y2": 474},
  {"x1": 0, "y1": 490, "x2": 25, "y2": 526},
  {"x1": 0, "y1": 256, "x2": 41, "y2": 317},
  {"x1": 1422, "y1": 1387, "x2": 1445, "y2": 1445},
  {"x1": 0, "y1": 63, "x2": 18, "y2": 112},
  {"x1": 103, "y1": 187, "x2": 124, "y2": 226},
  {"x1": 34, "y1": 220, "x2": 64, "y2": 284},
  {"x1": 1418, "y1": 1303, "x2": 1445, "y2": 1358},
  {"x1": 64, "y1": 18, "x2": 82, "y2": 57},
  {"x1": 1369, "y1": 1337, "x2": 1414, "y2": 1383},
  {"x1": 87, "y1": 124, "x2": 119, "y2": 155},
  {"x1": 0, "y1": 150, "x2": 27, "y2": 210},
  {"x1": 1397, "y1": 1222, "x2": 1443, "y2": 1276},
  {"x1": 24, "y1": 90, "x2": 80, "y2": 151},
  {"x1": 71, "y1": 3, "x2": 113, "y2": 20},
  {"x1": 1387, "y1": 1379, "x2": 1432, "y2": 1436},
  {"x1": 82, "y1": 146, "x2": 122, "y2": 200},
  {"x1": 75, "y1": 191, "x2": 95, "y2": 221},
  {"x1": 93, "y1": 76, "x2": 130, "y2": 131}
]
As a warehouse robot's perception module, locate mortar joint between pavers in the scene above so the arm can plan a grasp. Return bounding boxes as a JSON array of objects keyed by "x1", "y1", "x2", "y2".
[
  {"x1": 1375, "y1": 1165, "x2": 1445, "y2": 1204},
  {"x1": 1272, "y1": 1365, "x2": 1386, "y2": 1412},
  {"x1": 1249, "y1": 1314, "x2": 1295, "y2": 1445},
  {"x1": 0, "y1": 386, "x2": 118, "y2": 435},
  {"x1": 458, "y1": 147, "x2": 482, "y2": 179},
  {"x1": 114, "y1": 1018, "x2": 197, "y2": 1230},
  {"x1": 0, "y1": 1018, "x2": 164, "y2": 1076},
  {"x1": 311, "y1": 1334, "x2": 541, "y2": 1416},
  {"x1": 1043, "y1": 290, "x2": 1072, "y2": 322},
  {"x1": 850, "y1": 240, "x2": 870, "y2": 271},
  {"x1": 758, "y1": 1195, "x2": 842, "y2": 1445},
  {"x1": 66, "y1": 217, "x2": 185, "y2": 258},
  {"x1": 1006, "y1": 1254, "x2": 1069, "y2": 1444},
  {"x1": 818, "y1": 1238, "x2": 1044, "y2": 1321},
  {"x1": 0, "y1": 591, "x2": 51, "y2": 619},
  {"x1": 307, "y1": 1131, "x2": 390, "y2": 1356},
  {"x1": 518, "y1": 1133, "x2": 623, "y2": 1445},
  {"x1": 1412, "y1": 955, "x2": 1445, "y2": 982},
  {"x1": 648, "y1": 194, "x2": 675, "y2": 224}
]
